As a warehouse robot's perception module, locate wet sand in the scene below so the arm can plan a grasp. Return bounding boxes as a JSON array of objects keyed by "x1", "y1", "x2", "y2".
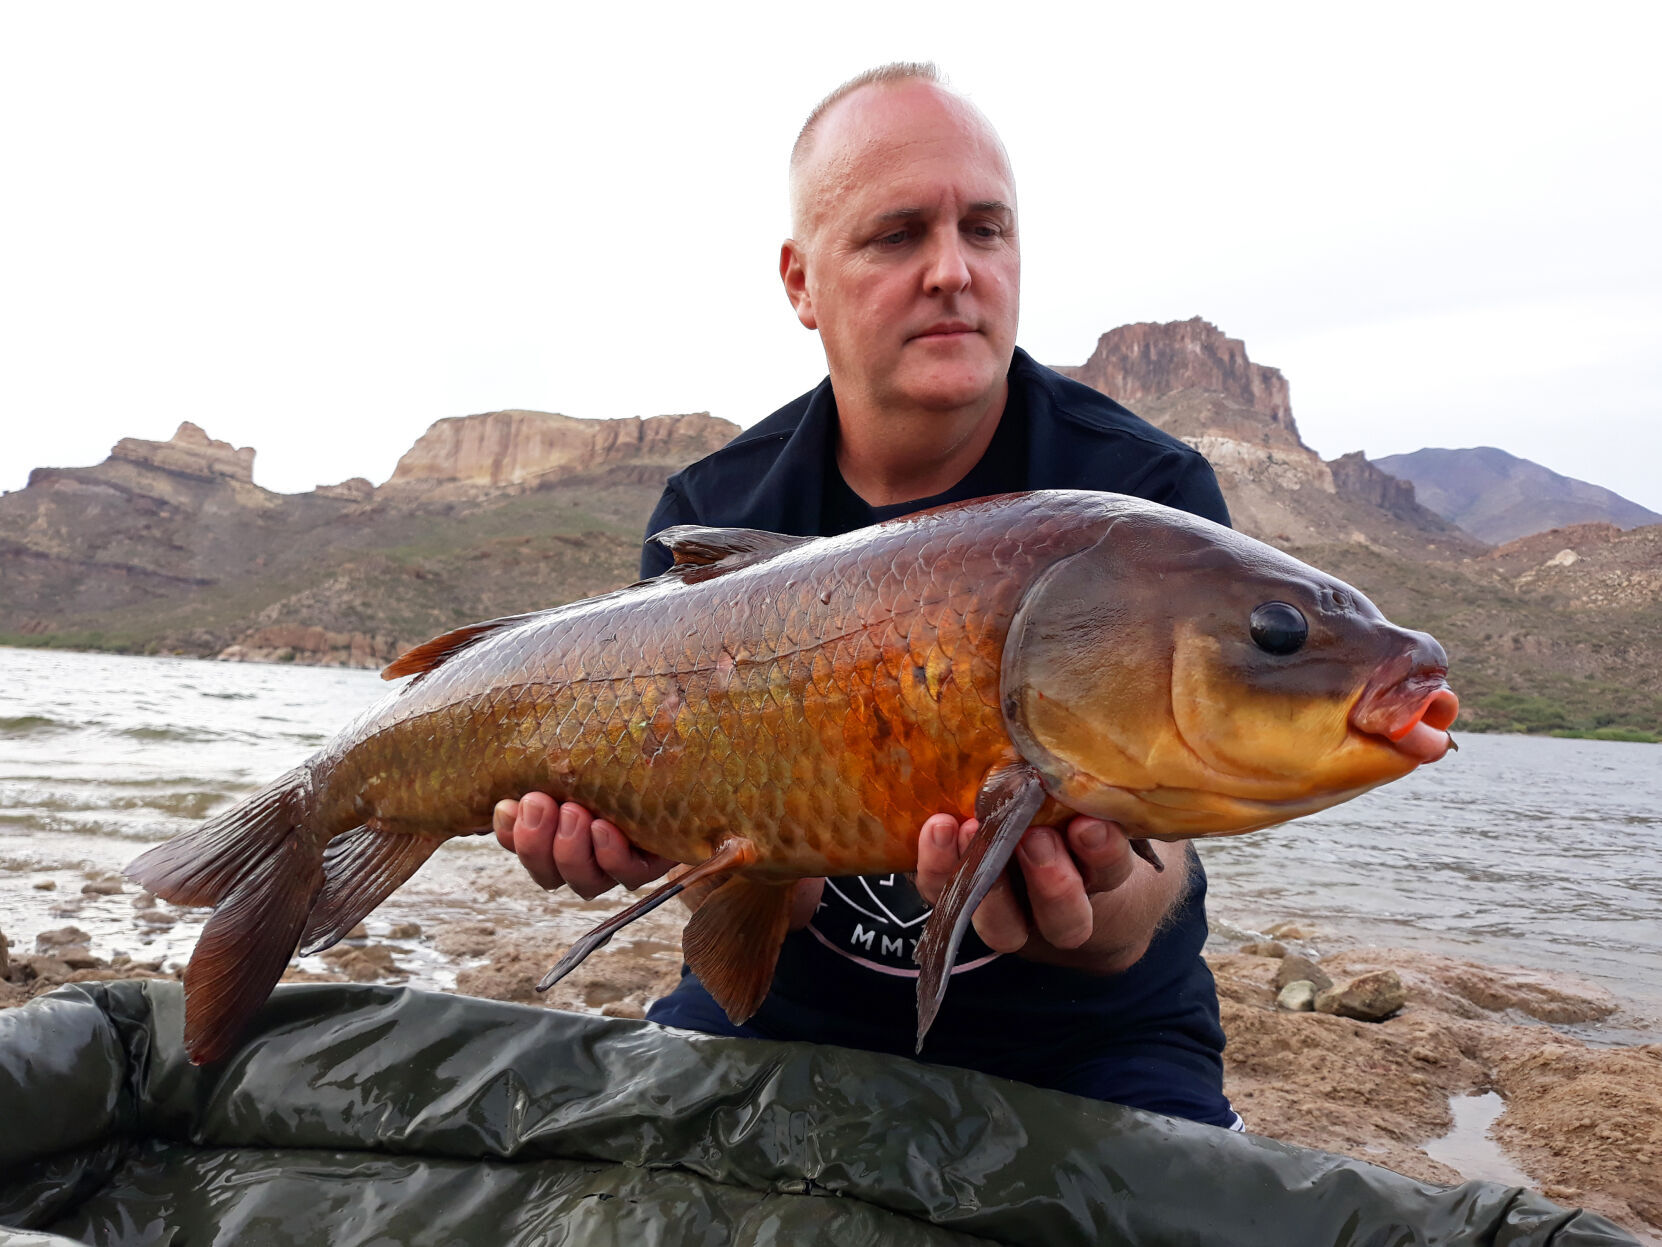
[{"x1": 3, "y1": 853, "x2": 1658, "y2": 1243}]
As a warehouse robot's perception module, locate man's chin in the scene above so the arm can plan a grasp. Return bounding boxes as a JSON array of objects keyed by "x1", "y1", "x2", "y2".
[{"x1": 894, "y1": 359, "x2": 1007, "y2": 413}]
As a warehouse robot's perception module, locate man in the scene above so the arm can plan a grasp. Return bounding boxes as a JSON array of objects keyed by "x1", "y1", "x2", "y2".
[{"x1": 495, "y1": 64, "x2": 1240, "y2": 1128}]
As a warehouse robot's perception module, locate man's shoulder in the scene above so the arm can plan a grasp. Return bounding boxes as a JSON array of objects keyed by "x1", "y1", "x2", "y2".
[
  {"x1": 1013, "y1": 349, "x2": 1202, "y2": 462},
  {"x1": 663, "y1": 384, "x2": 820, "y2": 504}
]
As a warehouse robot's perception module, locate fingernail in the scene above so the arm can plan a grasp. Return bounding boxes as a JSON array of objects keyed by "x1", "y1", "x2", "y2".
[
  {"x1": 1077, "y1": 822, "x2": 1108, "y2": 852},
  {"x1": 1022, "y1": 830, "x2": 1057, "y2": 864},
  {"x1": 523, "y1": 801, "x2": 549, "y2": 832},
  {"x1": 929, "y1": 819, "x2": 957, "y2": 850}
]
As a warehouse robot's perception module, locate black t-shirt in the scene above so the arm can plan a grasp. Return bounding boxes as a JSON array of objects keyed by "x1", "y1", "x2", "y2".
[{"x1": 640, "y1": 348, "x2": 1239, "y2": 1126}]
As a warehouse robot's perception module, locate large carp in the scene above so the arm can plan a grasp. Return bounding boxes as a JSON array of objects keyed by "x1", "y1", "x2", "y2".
[{"x1": 129, "y1": 490, "x2": 1458, "y2": 1064}]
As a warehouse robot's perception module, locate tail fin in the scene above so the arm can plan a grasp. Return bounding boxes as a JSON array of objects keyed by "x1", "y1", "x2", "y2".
[{"x1": 126, "y1": 766, "x2": 326, "y2": 1064}]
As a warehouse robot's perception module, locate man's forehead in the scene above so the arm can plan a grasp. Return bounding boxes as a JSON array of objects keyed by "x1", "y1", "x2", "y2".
[{"x1": 794, "y1": 82, "x2": 1013, "y2": 233}]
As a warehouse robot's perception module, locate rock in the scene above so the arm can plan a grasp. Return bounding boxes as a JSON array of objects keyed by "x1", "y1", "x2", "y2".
[
  {"x1": 218, "y1": 626, "x2": 398, "y2": 670},
  {"x1": 1316, "y1": 970, "x2": 1407, "y2": 1022},
  {"x1": 1274, "y1": 954, "x2": 1334, "y2": 992},
  {"x1": 32, "y1": 880, "x2": 56, "y2": 891},
  {"x1": 59, "y1": 948, "x2": 104, "y2": 971},
  {"x1": 1054, "y1": 318, "x2": 1295, "y2": 430},
  {"x1": 386, "y1": 922, "x2": 422, "y2": 940},
  {"x1": 1263, "y1": 921, "x2": 1313, "y2": 940},
  {"x1": 20, "y1": 955, "x2": 72, "y2": 982},
  {"x1": 384, "y1": 410, "x2": 739, "y2": 494},
  {"x1": 314, "y1": 476, "x2": 375, "y2": 501},
  {"x1": 1240, "y1": 940, "x2": 1288, "y2": 958},
  {"x1": 600, "y1": 1001, "x2": 646, "y2": 1020},
  {"x1": 1327, "y1": 451, "x2": 1435, "y2": 523},
  {"x1": 1277, "y1": 980, "x2": 1318, "y2": 1012},
  {"x1": 318, "y1": 943, "x2": 404, "y2": 982},
  {"x1": 109, "y1": 422, "x2": 256, "y2": 484},
  {"x1": 81, "y1": 879, "x2": 124, "y2": 895},
  {"x1": 347, "y1": 923, "x2": 370, "y2": 940},
  {"x1": 132, "y1": 892, "x2": 157, "y2": 909},
  {"x1": 35, "y1": 926, "x2": 91, "y2": 952},
  {"x1": 0, "y1": 926, "x2": 8, "y2": 978}
]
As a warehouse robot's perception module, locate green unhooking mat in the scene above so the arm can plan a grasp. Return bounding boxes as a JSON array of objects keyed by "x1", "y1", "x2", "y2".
[{"x1": 0, "y1": 980, "x2": 1639, "y2": 1246}]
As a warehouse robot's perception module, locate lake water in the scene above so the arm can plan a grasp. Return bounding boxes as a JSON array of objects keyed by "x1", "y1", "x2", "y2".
[{"x1": 2, "y1": 646, "x2": 1658, "y2": 1040}]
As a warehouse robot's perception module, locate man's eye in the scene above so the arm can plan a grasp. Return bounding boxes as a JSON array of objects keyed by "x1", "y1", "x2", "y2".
[{"x1": 876, "y1": 229, "x2": 911, "y2": 246}]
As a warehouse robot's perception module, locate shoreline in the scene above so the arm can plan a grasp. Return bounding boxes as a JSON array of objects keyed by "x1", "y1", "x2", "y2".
[{"x1": 2, "y1": 850, "x2": 1658, "y2": 1241}]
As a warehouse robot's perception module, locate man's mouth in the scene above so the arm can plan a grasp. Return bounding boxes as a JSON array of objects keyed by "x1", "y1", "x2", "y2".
[{"x1": 911, "y1": 322, "x2": 976, "y2": 340}]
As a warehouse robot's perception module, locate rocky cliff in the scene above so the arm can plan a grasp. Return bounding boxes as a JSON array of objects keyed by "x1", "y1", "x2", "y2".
[
  {"x1": 107, "y1": 422, "x2": 256, "y2": 483},
  {"x1": 1056, "y1": 317, "x2": 1297, "y2": 435},
  {"x1": 0, "y1": 408, "x2": 738, "y2": 666},
  {"x1": 1055, "y1": 321, "x2": 1469, "y2": 558},
  {"x1": 384, "y1": 410, "x2": 737, "y2": 495}
]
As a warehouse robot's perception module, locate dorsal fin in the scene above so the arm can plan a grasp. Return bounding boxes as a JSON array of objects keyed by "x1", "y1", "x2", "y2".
[
  {"x1": 652, "y1": 525, "x2": 810, "y2": 583},
  {"x1": 382, "y1": 611, "x2": 537, "y2": 681}
]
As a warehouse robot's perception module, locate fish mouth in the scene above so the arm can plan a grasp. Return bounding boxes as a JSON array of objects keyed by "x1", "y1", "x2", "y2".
[{"x1": 1350, "y1": 643, "x2": 1460, "y2": 765}]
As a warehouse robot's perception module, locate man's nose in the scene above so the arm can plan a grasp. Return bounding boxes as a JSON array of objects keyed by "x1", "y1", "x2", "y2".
[{"x1": 924, "y1": 231, "x2": 971, "y2": 294}]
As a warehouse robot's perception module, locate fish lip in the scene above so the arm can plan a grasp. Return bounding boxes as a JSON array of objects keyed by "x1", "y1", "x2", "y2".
[{"x1": 1350, "y1": 648, "x2": 1459, "y2": 762}]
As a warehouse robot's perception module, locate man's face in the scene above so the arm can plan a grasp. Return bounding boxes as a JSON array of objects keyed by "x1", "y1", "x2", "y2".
[{"x1": 784, "y1": 82, "x2": 1020, "y2": 416}]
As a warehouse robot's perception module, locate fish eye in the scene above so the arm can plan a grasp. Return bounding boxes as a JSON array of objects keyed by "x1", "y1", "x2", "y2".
[{"x1": 1250, "y1": 602, "x2": 1308, "y2": 655}]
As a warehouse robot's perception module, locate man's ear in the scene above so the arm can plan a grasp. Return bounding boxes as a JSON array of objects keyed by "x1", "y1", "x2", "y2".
[{"x1": 779, "y1": 239, "x2": 816, "y2": 330}]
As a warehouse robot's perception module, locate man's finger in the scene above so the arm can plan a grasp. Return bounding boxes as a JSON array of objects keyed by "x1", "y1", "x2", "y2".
[
  {"x1": 591, "y1": 820, "x2": 676, "y2": 890},
  {"x1": 1066, "y1": 817, "x2": 1138, "y2": 895},
  {"x1": 551, "y1": 803, "x2": 615, "y2": 899},
  {"x1": 493, "y1": 798, "x2": 520, "y2": 852},
  {"x1": 1017, "y1": 826, "x2": 1094, "y2": 949},
  {"x1": 913, "y1": 814, "x2": 965, "y2": 904},
  {"x1": 511, "y1": 792, "x2": 564, "y2": 891},
  {"x1": 961, "y1": 819, "x2": 1031, "y2": 952}
]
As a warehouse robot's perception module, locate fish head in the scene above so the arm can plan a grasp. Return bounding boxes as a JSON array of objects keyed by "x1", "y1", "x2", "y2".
[{"x1": 1000, "y1": 500, "x2": 1459, "y2": 838}]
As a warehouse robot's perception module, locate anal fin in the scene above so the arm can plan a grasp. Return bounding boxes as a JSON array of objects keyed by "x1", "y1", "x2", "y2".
[
  {"x1": 913, "y1": 760, "x2": 1047, "y2": 1052},
  {"x1": 297, "y1": 825, "x2": 441, "y2": 955}
]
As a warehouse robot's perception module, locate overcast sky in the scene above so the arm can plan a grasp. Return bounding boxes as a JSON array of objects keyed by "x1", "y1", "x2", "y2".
[{"x1": 4, "y1": 3, "x2": 1659, "y2": 511}]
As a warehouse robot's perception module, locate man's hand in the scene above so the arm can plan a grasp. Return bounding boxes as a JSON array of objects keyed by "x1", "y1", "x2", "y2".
[
  {"x1": 493, "y1": 794, "x2": 825, "y2": 927},
  {"x1": 913, "y1": 814, "x2": 1188, "y2": 974},
  {"x1": 492, "y1": 794, "x2": 675, "y2": 898}
]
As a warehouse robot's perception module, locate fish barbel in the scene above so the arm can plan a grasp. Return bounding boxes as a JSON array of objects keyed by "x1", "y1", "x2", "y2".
[{"x1": 128, "y1": 490, "x2": 1458, "y2": 1063}]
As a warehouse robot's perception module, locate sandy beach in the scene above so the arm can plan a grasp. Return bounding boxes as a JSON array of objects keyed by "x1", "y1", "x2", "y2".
[{"x1": 3, "y1": 851, "x2": 1657, "y2": 1243}]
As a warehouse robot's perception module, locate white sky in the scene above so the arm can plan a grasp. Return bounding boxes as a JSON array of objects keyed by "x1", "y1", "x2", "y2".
[{"x1": 3, "y1": 3, "x2": 1659, "y2": 511}]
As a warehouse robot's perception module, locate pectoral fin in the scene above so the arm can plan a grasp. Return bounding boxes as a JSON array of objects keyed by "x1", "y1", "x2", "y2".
[
  {"x1": 913, "y1": 760, "x2": 1048, "y2": 1052},
  {"x1": 536, "y1": 836, "x2": 760, "y2": 994}
]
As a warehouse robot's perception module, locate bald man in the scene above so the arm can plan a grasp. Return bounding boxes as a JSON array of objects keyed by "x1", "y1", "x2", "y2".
[{"x1": 496, "y1": 64, "x2": 1242, "y2": 1128}]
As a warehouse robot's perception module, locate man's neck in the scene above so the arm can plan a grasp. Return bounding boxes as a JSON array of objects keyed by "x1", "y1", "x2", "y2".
[{"x1": 832, "y1": 380, "x2": 1009, "y2": 508}]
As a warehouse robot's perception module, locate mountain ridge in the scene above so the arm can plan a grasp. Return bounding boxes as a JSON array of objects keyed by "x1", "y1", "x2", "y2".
[{"x1": 1376, "y1": 446, "x2": 1662, "y2": 544}]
